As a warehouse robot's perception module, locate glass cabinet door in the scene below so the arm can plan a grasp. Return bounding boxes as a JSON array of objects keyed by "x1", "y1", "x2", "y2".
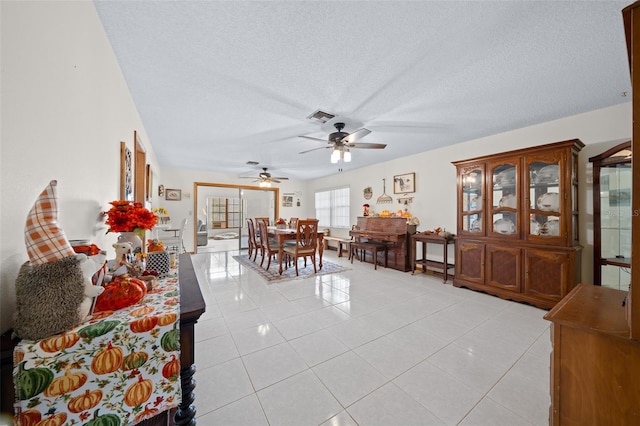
[
  {"x1": 489, "y1": 160, "x2": 518, "y2": 236},
  {"x1": 589, "y1": 141, "x2": 632, "y2": 290},
  {"x1": 527, "y1": 156, "x2": 561, "y2": 240},
  {"x1": 461, "y1": 166, "x2": 483, "y2": 234}
]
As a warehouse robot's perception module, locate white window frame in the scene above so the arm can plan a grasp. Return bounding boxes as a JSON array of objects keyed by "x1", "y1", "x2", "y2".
[{"x1": 315, "y1": 186, "x2": 350, "y2": 228}]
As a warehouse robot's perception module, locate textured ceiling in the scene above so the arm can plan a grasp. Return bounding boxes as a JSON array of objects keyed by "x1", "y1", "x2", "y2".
[{"x1": 93, "y1": 0, "x2": 631, "y2": 180}]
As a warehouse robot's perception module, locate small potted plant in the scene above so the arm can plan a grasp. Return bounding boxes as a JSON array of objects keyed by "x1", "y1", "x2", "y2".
[{"x1": 275, "y1": 218, "x2": 287, "y2": 229}]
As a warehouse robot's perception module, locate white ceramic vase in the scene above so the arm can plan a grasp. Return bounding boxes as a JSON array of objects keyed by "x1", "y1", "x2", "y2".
[{"x1": 118, "y1": 231, "x2": 143, "y2": 254}]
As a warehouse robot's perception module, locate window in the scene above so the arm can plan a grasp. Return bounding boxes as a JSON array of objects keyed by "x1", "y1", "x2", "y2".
[{"x1": 315, "y1": 187, "x2": 350, "y2": 228}]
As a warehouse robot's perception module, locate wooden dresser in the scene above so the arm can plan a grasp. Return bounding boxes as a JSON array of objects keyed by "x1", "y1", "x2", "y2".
[
  {"x1": 544, "y1": 284, "x2": 640, "y2": 424},
  {"x1": 351, "y1": 217, "x2": 417, "y2": 272}
]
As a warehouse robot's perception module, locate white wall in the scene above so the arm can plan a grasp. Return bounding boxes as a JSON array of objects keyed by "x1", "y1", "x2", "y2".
[{"x1": 0, "y1": 0, "x2": 161, "y2": 333}]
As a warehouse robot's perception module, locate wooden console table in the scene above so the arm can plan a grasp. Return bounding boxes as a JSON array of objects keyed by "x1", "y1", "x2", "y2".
[
  {"x1": 411, "y1": 232, "x2": 455, "y2": 282},
  {"x1": 0, "y1": 253, "x2": 206, "y2": 425}
]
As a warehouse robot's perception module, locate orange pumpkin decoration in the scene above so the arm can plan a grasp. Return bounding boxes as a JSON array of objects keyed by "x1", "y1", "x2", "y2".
[
  {"x1": 44, "y1": 370, "x2": 88, "y2": 397},
  {"x1": 130, "y1": 316, "x2": 158, "y2": 333},
  {"x1": 157, "y1": 312, "x2": 177, "y2": 326},
  {"x1": 90, "y1": 311, "x2": 114, "y2": 320},
  {"x1": 91, "y1": 341, "x2": 123, "y2": 375},
  {"x1": 67, "y1": 389, "x2": 103, "y2": 413},
  {"x1": 124, "y1": 374, "x2": 153, "y2": 407},
  {"x1": 34, "y1": 412, "x2": 66, "y2": 426},
  {"x1": 162, "y1": 354, "x2": 180, "y2": 381},
  {"x1": 18, "y1": 408, "x2": 41, "y2": 426},
  {"x1": 164, "y1": 297, "x2": 179, "y2": 306},
  {"x1": 94, "y1": 276, "x2": 147, "y2": 312},
  {"x1": 130, "y1": 305, "x2": 155, "y2": 317},
  {"x1": 122, "y1": 351, "x2": 149, "y2": 371},
  {"x1": 39, "y1": 332, "x2": 80, "y2": 353},
  {"x1": 134, "y1": 403, "x2": 159, "y2": 423}
]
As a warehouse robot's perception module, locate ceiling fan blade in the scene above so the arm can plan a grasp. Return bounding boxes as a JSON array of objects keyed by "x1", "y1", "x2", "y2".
[
  {"x1": 299, "y1": 146, "x2": 332, "y2": 154},
  {"x1": 298, "y1": 135, "x2": 327, "y2": 142},
  {"x1": 341, "y1": 127, "x2": 371, "y2": 144},
  {"x1": 270, "y1": 178, "x2": 281, "y2": 183},
  {"x1": 347, "y1": 142, "x2": 387, "y2": 149},
  {"x1": 272, "y1": 176, "x2": 289, "y2": 180}
]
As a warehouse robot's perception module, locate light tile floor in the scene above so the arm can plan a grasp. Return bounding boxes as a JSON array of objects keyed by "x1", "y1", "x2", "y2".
[{"x1": 190, "y1": 250, "x2": 551, "y2": 425}]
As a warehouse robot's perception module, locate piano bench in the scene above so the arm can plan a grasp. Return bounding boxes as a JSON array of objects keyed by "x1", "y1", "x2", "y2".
[{"x1": 350, "y1": 241, "x2": 388, "y2": 270}]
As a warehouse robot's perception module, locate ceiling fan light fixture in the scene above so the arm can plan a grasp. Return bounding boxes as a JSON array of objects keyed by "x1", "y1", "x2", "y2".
[
  {"x1": 343, "y1": 150, "x2": 352, "y2": 163},
  {"x1": 259, "y1": 181, "x2": 271, "y2": 188},
  {"x1": 331, "y1": 149, "x2": 340, "y2": 163}
]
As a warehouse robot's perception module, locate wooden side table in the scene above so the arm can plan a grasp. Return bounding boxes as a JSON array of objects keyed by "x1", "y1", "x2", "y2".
[{"x1": 411, "y1": 232, "x2": 456, "y2": 282}]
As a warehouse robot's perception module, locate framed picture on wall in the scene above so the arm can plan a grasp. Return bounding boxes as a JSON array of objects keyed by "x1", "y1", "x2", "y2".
[
  {"x1": 120, "y1": 141, "x2": 133, "y2": 201},
  {"x1": 282, "y1": 194, "x2": 294, "y2": 207},
  {"x1": 166, "y1": 189, "x2": 182, "y2": 201},
  {"x1": 393, "y1": 172, "x2": 415, "y2": 194}
]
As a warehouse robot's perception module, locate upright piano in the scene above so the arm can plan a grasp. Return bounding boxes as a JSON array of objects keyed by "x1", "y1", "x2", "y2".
[{"x1": 350, "y1": 216, "x2": 417, "y2": 272}]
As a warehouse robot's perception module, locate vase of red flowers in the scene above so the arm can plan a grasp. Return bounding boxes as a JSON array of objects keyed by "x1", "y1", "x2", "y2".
[{"x1": 104, "y1": 200, "x2": 158, "y2": 253}]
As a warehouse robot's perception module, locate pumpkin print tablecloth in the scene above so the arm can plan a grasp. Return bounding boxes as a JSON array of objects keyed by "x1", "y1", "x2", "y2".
[{"x1": 13, "y1": 268, "x2": 181, "y2": 425}]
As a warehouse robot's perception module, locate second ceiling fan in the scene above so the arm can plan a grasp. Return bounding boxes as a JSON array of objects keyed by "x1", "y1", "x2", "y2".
[
  {"x1": 298, "y1": 122, "x2": 387, "y2": 162},
  {"x1": 240, "y1": 167, "x2": 289, "y2": 185}
]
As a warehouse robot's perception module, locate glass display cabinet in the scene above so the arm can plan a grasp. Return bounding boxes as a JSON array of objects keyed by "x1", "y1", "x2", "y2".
[
  {"x1": 459, "y1": 164, "x2": 484, "y2": 234},
  {"x1": 489, "y1": 158, "x2": 518, "y2": 237},
  {"x1": 525, "y1": 153, "x2": 563, "y2": 242},
  {"x1": 589, "y1": 141, "x2": 632, "y2": 290},
  {"x1": 453, "y1": 139, "x2": 584, "y2": 309}
]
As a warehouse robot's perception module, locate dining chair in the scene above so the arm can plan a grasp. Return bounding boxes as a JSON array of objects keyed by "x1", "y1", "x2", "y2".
[
  {"x1": 255, "y1": 217, "x2": 270, "y2": 226},
  {"x1": 163, "y1": 218, "x2": 187, "y2": 253},
  {"x1": 257, "y1": 219, "x2": 281, "y2": 270},
  {"x1": 283, "y1": 218, "x2": 299, "y2": 249},
  {"x1": 283, "y1": 219, "x2": 319, "y2": 276},
  {"x1": 246, "y1": 218, "x2": 261, "y2": 261}
]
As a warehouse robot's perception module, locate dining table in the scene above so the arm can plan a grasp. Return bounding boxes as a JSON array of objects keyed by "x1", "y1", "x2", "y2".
[{"x1": 267, "y1": 227, "x2": 325, "y2": 275}]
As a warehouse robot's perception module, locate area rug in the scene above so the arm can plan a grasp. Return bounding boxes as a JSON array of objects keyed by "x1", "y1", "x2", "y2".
[{"x1": 233, "y1": 254, "x2": 350, "y2": 284}]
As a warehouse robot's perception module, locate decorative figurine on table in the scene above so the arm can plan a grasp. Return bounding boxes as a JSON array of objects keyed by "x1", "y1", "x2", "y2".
[
  {"x1": 363, "y1": 204, "x2": 371, "y2": 216},
  {"x1": 13, "y1": 180, "x2": 106, "y2": 340}
]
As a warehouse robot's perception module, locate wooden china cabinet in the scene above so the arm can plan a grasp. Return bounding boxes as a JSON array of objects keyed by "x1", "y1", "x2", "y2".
[
  {"x1": 543, "y1": 3, "x2": 640, "y2": 424},
  {"x1": 452, "y1": 139, "x2": 584, "y2": 310}
]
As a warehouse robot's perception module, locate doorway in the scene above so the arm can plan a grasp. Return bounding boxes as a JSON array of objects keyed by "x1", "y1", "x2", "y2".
[{"x1": 194, "y1": 182, "x2": 279, "y2": 253}]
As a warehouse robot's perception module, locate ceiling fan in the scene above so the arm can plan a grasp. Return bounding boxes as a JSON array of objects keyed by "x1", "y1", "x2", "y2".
[
  {"x1": 240, "y1": 167, "x2": 289, "y2": 186},
  {"x1": 298, "y1": 122, "x2": 387, "y2": 160}
]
